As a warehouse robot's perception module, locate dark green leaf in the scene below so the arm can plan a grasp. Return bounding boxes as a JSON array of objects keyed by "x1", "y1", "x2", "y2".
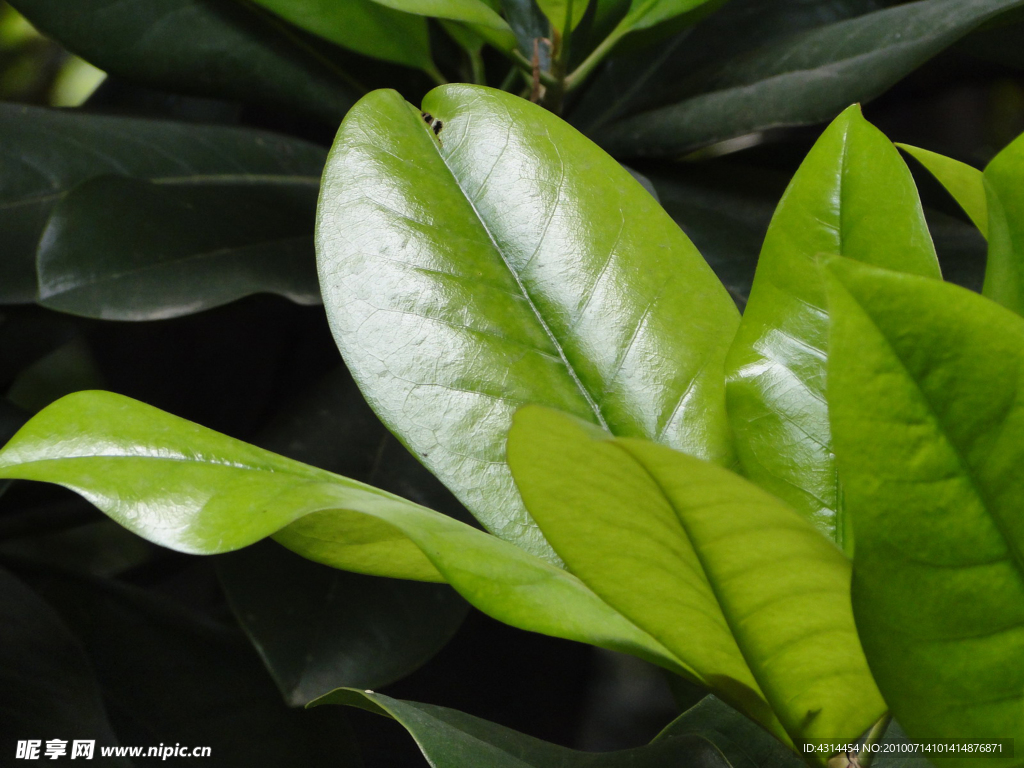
[
  {"x1": 655, "y1": 696, "x2": 805, "y2": 768},
  {"x1": 502, "y1": 0, "x2": 552, "y2": 68},
  {"x1": 0, "y1": 566, "x2": 129, "y2": 764},
  {"x1": 0, "y1": 103, "x2": 326, "y2": 304},
  {"x1": 218, "y1": 368, "x2": 469, "y2": 706},
  {"x1": 26, "y1": 568, "x2": 361, "y2": 767},
  {"x1": 826, "y1": 257, "x2": 1024, "y2": 757},
  {"x1": 317, "y1": 85, "x2": 738, "y2": 562},
  {"x1": 570, "y1": 0, "x2": 885, "y2": 133},
  {"x1": 249, "y1": 0, "x2": 433, "y2": 71},
  {"x1": 507, "y1": 406, "x2": 885, "y2": 746},
  {"x1": 593, "y1": 0, "x2": 1024, "y2": 157},
  {"x1": 37, "y1": 175, "x2": 320, "y2": 320},
  {"x1": 313, "y1": 688, "x2": 736, "y2": 768},
  {"x1": 9, "y1": 0, "x2": 359, "y2": 123},
  {"x1": 724, "y1": 106, "x2": 940, "y2": 546},
  {"x1": 218, "y1": 541, "x2": 467, "y2": 706},
  {"x1": 0, "y1": 391, "x2": 687, "y2": 677}
]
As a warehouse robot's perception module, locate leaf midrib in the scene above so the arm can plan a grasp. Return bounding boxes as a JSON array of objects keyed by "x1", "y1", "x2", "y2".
[{"x1": 422, "y1": 108, "x2": 612, "y2": 431}]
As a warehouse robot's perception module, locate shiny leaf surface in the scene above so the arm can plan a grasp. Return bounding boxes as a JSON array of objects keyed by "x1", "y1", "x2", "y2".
[
  {"x1": 314, "y1": 688, "x2": 742, "y2": 768},
  {"x1": 594, "y1": 0, "x2": 1024, "y2": 157},
  {"x1": 899, "y1": 144, "x2": 988, "y2": 238},
  {"x1": 9, "y1": 0, "x2": 359, "y2": 123},
  {"x1": 370, "y1": 0, "x2": 517, "y2": 50},
  {"x1": 249, "y1": 0, "x2": 433, "y2": 70},
  {"x1": 0, "y1": 391, "x2": 685, "y2": 676},
  {"x1": 317, "y1": 85, "x2": 738, "y2": 561},
  {"x1": 507, "y1": 406, "x2": 885, "y2": 747},
  {"x1": 826, "y1": 258, "x2": 1024, "y2": 761},
  {"x1": 0, "y1": 103, "x2": 326, "y2": 304},
  {"x1": 36, "y1": 176, "x2": 320, "y2": 320},
  {"x1": 724, "y1": 106, "x2": 940, "y2": 546}
]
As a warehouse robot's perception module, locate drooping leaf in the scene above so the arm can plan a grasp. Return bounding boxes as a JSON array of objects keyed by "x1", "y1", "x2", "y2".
[
  {"x1": 313, "y1": 688, "x2": 743, "y2": 768},
  {"x1": 535, "y1": 0, "x2": 591, "y2": 32},
  {"x1": 0, "y1": 103, "x2": 326, "y2": 304},
  {"x1": 826, "y1": 257, "x2": 1024, "y2": 760},
  {"x1": 724, "y1": 106, "x2": 940, "y2": 547},
  {"x1": 24, "y1": 568, "x2": 360, "y2": 767},
  {"x1": 506, "y1": 406, "x2": 885, "y2": 747},
  {"x1": 8, "y1": 0, "x2": 359, "y2": 123},
  {"x1": 317, "y1": 85, "x2": 739, "y2": 562},
  {"x1": 981, "y1": 132, "x2": 1024, "y2": 315},
  {"x1": 593, "y1": 0, "x2": 1024, "y2": 157},
  {"x1": 0, "y1": 391, "x2": 687, "y2": 678},
  {"x1": 249, "y1": 0, "x2": 433, "y2": 71},
  {"x1": 218, "y1": 367, "x2": 469, "y2": 706},
  {"x1": 898, "y1": 144, "x2": 989, "y2": 237},
  {"x1": 36, "y1": 175, "x2": 320, "y2": 320},
  {"x1": 369, "y1": 0, "x2": 517, "y2": 50},
  {"x1": 0, "y1": 566, "x2": 129, "y2": 764}
]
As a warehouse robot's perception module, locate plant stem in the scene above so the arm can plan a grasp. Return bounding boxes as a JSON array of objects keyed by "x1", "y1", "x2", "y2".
[
  {"x1": 565, "y1": 23, "x2": 628, "y2": 92},
  {"x1": 468, "y1": 49, "x2": 486, "y2": 85},
  {"x1": 542, "y1": 0, "x2": 575, "y2": 114},
  {"x1": 508, "y1": 48, "x2": 558, "y2": 88},
  {"x1": 498, "y1": 64, "x2": 521, "y2": 92},
  {"x1": 424, "y1": 63, "x2": 449, "y2": 86}
]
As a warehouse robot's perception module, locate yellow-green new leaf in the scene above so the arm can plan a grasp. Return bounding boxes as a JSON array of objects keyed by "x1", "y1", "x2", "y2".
[
  {"x1": 507, "y1": 406, "x2": 885, "y2": 750},
  {"x1": 0, "y1": 391, "x2": 686, "y2": 677},
  {"x1": 898, "y1": 144, "x2": 988, "y2": 237},
  {"x1": 827, "y1": 257, "x2": 1024, "y2": 765},
  {"x1": 725, "y1": 105, "x2": 939, "y2": 549},
  {"x1": 983, "y1": 132, "x2": 1024, "y2": 316},
  {"x1": 535, "y1": 0, "x2": 590, "y2": 32}
]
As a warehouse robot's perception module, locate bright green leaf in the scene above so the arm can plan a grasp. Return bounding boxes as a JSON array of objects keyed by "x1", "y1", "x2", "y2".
[
  {"x1": 36, "y1": 176, "x2": 320, "y2": 320},
  {"x1": 898, "y1": 144, "x2": 989, "y2": 237},
  {"x1": 8, "y1": 0, "x2": 359, "y2": 124},
  {"x1": 317, "y1": 85, "x2": 738, "y2": 562},
  {"x1": 0, "y1": 391, "x2": 687, "y2": 678},
  {"x1": 0, "y1": 103, "x2": 326, "y2": 305},
  {"x1": 369, "y1": 0, "x2": 517, "y2": 50},
  {"x1": 619, "y1": 0, "x2": 717, "y2": 33},
  {"x1": 313, "y1": 688, "x2": 744, "y2": 768},
  {"x1": 594, "y1": 0, "x2": 1024, "y2": 157},
  {"x1": 249, "y1": 0, "x2": 433, "y2": 71},
  {"x1": 983, "y1": 132, "x2": 1024, "y2": 316},
  {"x1": 725, "y1": 105, "x2": 940, "y2": 547},
  {"x1": 826, "y1": 257, "x2": 1024, "y2": 761},
  {"x1": 507, "y1": 406, "x2": 885, "y2": 747},
  {"x1": 535, "y1": 0, "x2": 590, "y2": 32}
]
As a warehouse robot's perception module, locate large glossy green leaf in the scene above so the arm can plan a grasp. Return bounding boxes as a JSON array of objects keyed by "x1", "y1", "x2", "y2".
[
  {"x1": 898, "y1": 144, "x2": 989, "y2": 237},
  {"x1": 724, "y1": 106, "x2": 940, "y2": 546},
  {"x1": 593, "y1": 0, "x2": 1024, "y2": 157},
  {"x1": 36, "y1": 175, "x2": 320, "y2": 320},
  {"x1": 249, "y1": 0, "x2": 432, "y2": 71},
  {"x1": 9, "y1": 0, "x2": 359, "y2": 123},
  {"x1": 0, "y1": 566, "x2": 129, "y2": 764},
  {"x1": 317, "y1": 85, "x2": 739, "y2": 561},
  {"x1": 313, "y1": 688, "x2": 746, "y2": 768},
  {"x1": 506, "y1": 406, "x2": 885, "y2": 747},
  {"x1": 981, "y1": 132, "x2": 1024, "y2": 316},
  {"x1": 0, "y1": 390, "x2": 686, "y2": 677},
  {"x1": 0, "y1": 103, "x2": 326, "y2": 304},
  {"x1": 370, "y1": 0, "x2": 517, "y2": 50},
  {"x1": 826, "y1": 257, "x2": 1024, "y2": 762}
]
